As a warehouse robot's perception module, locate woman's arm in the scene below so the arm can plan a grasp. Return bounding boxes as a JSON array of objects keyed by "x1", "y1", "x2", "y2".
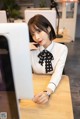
[{"x1": 47, "y1": 45, "x2": 68, "y2": 92}]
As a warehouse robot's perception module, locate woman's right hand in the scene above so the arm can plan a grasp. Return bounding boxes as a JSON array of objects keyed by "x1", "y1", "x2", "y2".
[{"x1": 32, "y1": 91, "x2": 49, "y2": 104}]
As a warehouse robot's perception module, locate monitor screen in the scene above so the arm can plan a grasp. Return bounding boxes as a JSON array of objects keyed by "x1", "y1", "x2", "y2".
[
  {"x1": 0, "y1": 23, "x2": 34, "y2": 119},
  {"x1": 0, "y1": 35, "x2": 19, "y2": 119}
]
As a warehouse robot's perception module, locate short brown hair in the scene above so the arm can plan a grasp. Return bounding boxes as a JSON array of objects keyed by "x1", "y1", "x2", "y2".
[{"x1": 28, "y1": 14, "x2": 56, "y2": 42}]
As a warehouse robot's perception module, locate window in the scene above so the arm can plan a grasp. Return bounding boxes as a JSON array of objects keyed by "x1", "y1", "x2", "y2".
[{"x1": 66, "y1": 2, "x2": 75, "y2": 18}]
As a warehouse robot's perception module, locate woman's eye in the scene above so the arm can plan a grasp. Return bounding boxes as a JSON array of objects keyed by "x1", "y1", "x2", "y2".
[
  {"x1": 31, "y1": 33, "x2": 34, "y2": 36},
  {"x1": 37, "y1": 29, "x2": 41, "y2": 33},
  {"x1": 31, "y1": 29, "x2": 41, "y2": 37}
]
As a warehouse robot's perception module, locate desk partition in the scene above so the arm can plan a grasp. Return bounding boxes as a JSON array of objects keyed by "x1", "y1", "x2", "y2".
[
  {"x1": 0, "y1": 10, "x2": 7, "y2": 23},
  {"x1": 24, "y1": 9, "x2": 56, "y2": 32}
]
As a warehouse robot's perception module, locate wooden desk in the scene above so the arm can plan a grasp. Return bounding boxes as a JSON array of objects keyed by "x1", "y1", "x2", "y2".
[
  {"x1": 20, "y1": 74, "x2": 74, "y2": 119},
  {"x1": 54, "y1": 35, "x2": 72, "y2": 43},
  {"x1": 54, "y1": 29, "x2": 73, "y2": 43},
  {"x1": 54, "y1": 37, "x2": 72, "y2": 43}
]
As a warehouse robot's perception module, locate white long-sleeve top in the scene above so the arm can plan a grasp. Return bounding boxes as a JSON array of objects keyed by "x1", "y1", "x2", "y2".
[{"x1": 30, "y1": 41, "x2": 68, "y2": 92}]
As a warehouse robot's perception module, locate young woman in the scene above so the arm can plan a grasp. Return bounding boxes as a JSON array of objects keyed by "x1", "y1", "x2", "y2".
[{"x1": 28, "y1": 14, "x2": 68, "y2": 104}]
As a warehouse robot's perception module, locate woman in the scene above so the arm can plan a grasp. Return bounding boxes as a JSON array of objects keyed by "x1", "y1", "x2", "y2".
[{"x1": 28, "y1": 14, "x2": 68, "y2": 104}]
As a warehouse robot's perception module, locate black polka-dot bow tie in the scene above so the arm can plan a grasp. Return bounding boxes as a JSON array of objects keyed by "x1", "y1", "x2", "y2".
[{"x1": 38, "y1": 50, "x2": 54, "y2": 73}]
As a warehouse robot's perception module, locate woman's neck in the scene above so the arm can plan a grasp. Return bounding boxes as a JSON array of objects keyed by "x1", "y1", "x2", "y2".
[{"x1": 43, "y1": 41, "x2": 52, "y2": 49}]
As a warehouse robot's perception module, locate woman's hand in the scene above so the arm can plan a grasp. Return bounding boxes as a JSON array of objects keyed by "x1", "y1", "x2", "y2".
[{"x1": 32, "y1": 91, "x2": 50, "y2": 104}]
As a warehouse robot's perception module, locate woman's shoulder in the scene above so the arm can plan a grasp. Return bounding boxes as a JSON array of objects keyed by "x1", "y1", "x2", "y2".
[{"x1": 53, "y1": 41, "x2": 68, "y2": 51}]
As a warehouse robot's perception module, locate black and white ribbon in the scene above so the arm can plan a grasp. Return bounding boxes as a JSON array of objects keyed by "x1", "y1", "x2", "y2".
[{"x1": 38, "y1": 50, "x2": 54, "y2": 73}]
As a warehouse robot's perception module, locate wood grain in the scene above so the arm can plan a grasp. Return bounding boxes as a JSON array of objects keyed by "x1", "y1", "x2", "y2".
[{"x1": 20, "y1": 74, "x2": 74, "y2": 119}]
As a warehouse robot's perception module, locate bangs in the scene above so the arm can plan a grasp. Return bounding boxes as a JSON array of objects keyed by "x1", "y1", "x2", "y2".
[
  {"x1": 29, "y1": 23, "x2": 45, "y2": 34},
  {"x1": 29, "y1": 24, "x2": 38, "y2": 33}
]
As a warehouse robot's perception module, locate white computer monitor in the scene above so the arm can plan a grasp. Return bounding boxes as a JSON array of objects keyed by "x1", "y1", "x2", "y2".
[
  {"x1": 24, "y1": 9, "x2": 56, "y2": 32},
  {"x1": 0, "y1": 23, "x2": 34, "y2": 100}
]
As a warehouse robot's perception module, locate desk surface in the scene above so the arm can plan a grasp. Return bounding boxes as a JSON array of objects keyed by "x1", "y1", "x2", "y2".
[
  {"x1": 54, "y1": 29, "x2": 73, "y2": 43},
  {"x1": 54, "y1": 35, "x2": 72, "y2": 43},
  {"x1": 20, "y1": 74, "x2": 74, "y2": 119},
  {"x1": 54, "y1": 37, "x2": 72, "y2": 43}
]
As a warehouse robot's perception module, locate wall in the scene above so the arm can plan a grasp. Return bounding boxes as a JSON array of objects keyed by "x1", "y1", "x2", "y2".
[{"x1": 59, "y1": 2, "x2": 78, "y2": 41}]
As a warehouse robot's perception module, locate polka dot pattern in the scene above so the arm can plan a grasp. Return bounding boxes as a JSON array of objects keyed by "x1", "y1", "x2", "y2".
[{"x1": 38, "y1": 50, "x2": 54, "y2": 73}]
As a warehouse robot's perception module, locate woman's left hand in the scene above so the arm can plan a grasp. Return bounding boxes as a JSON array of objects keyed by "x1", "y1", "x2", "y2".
[{"x1": 32, "y1": 91, "x2": 49, "y2": 104}]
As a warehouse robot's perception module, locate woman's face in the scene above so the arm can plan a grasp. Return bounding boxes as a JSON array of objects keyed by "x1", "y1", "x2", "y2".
[{"x1": 30, "y1": 25, "x2": 52, "y2": 48}]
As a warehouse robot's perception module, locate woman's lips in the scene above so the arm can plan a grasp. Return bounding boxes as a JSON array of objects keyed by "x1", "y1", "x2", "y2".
[{"x1": 38, "y1": 40, "x2": 43, "y2": 44}]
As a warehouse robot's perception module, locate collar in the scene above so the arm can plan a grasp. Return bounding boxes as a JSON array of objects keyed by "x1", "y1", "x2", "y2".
[{"x1": 39, "y1": 41, "x2": 54, "y2": 52}]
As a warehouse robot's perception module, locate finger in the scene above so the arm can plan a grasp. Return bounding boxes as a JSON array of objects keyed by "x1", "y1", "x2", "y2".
[
  {"x1": 37, "y1": 97, "x2": 48, "y2": 104},
  {"x1": 42, "y1": 99, "x2": 48, "y2": 104},
  {"x1": 32, "y1": 92, "x2": 43, "y2": 102},
  {"x1": 37, "y1": 94, "x2": 49, "y2": 104},
  {"x1": 32, "y1": 96, "x2": 38, "y2": 103}
]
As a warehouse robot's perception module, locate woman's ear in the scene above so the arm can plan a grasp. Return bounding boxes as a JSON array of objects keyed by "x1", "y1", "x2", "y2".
[{"x1": 47, "y1": 26, "x2": 51, "y2": 33}]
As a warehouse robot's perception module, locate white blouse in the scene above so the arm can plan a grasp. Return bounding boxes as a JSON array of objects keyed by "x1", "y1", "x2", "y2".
[{"x1": 30, "y1": 41, "x2": 68, "y2": 92}]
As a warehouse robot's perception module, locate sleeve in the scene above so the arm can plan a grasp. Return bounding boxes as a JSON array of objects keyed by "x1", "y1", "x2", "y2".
[{"x1": 47, "y1": 45, "x2": 68, "y2": 92}]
